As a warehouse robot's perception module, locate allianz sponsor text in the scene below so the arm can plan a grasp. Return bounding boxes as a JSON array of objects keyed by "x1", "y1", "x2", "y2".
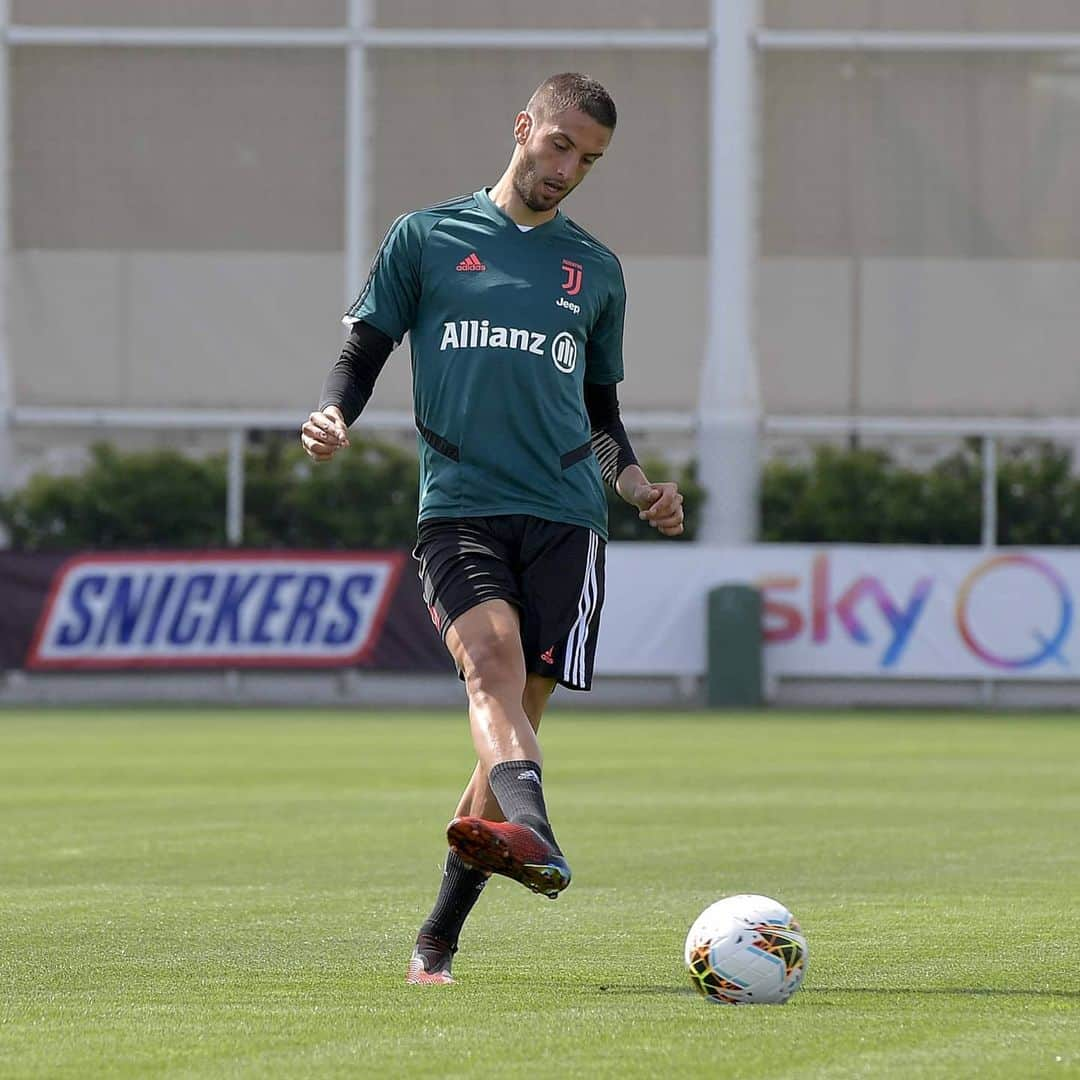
[{"x1": 439, "y1": 320, "x2": 547, "y2": 355}]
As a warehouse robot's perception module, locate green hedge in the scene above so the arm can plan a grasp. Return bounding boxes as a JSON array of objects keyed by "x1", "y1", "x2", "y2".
[
  {"x1": 6, "y1": 437, "x2": 1076, "y2": 550},
  {"x1": 761, "y1": 440, "x2": 1080, "y2": 545},
  {"x1": 0, "y1": 438, "x2": 702, "y2": 550},
  {"x1": 0, "y1": 444, "x2": 230, "y2": 550}
]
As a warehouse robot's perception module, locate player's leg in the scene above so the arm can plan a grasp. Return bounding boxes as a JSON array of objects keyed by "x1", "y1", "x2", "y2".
[
  {"x1": 443, "y1": 518, "x2": 605, "y2": 901},
  {"x1": 413, "y1": 518, "x2": 543, "y2": 773},
  {"x1": 407, "y1": 518, "x2": 562, "y2": 982},
  {"x1": 452, "y1": 673, "x2": 555, "y2": 819},
  {"x1": 522, "y1": 672, "x2": 557, "y2": 724},
  {"x1": 412, "y1": 517, "x2": 599, "y2": 980},
  {"x1": 447, "y1": 598, "x2": 541, "y2": 768},
  {"x1": 408, "y1": 674, "x2": 556, "y2": 984},
  {"x1": 443, "y1": 603, "x2": 570, "y2": 897}
]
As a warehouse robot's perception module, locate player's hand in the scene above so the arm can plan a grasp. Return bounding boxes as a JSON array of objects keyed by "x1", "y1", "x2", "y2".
[
  {"x1": 301, "y1": 406, "x2": 350, "y2": 462},
  {"x1": 630, "y1": 480, "x2": 684, "y2": 537}
]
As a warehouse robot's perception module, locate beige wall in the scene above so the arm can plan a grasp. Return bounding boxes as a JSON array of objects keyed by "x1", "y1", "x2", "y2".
[
  {"x1": 858, "y1": 260, "x2": 1080, "y2": 414},
  {"x1": 763, "y1": 53, "x2": 1080, "y2": 258},
  {"x1": 759, "y1": 260, "x2": 854, "y2": 414},
  {"x1": 759, "y1": 258, "x2": 1080, "y2": 416},
  {"x1": 12, "y1": 252, "x2": 346, "y2": 410},
  {"x1": 13, "y1": 46, "x2": 345, "y2": 251},
  {"x1": 11, "y1": 252, "x2": 704, "y2": 414},
  {"x1": 766, "y1": 0, "x2": 1080, "y2": 31},
  {"x1": 370, "y1": 48, "x2": 707, "y2": 258},
  {"x1": 374, "y1": 0, "x2": 706, "y2": 29},
  {"x1": 21, "y1": 249, "x2": 1080, "y2": 420},
  {"x1": 14, "y1": 0, "x2": 707, "y2": 29},
  {"x1": 12, "y1": 1, "x2": 345, "y2": 27},
  {"x1": 8, "y1": 0, "x2": 1080, "y2": 432},
  {"x1": 19, "y1": 0, "x2": 1080, "y2": 33}
]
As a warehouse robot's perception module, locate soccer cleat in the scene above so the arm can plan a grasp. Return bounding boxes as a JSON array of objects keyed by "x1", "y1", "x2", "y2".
[
  {"x1": 447, "y1": 817, "x2": 571, "y2": 899},
  {"x1": 406, "y1": 934, "x2": 456, "y2": 985}
]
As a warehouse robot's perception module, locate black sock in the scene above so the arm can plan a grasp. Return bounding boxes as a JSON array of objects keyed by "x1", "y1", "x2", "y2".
[
  {"x1": 487, "y1": 759, "x2": 561, "y2": 854},
  {"x1": 418, "y1": 849, "x2": 489, "y2": 952}
]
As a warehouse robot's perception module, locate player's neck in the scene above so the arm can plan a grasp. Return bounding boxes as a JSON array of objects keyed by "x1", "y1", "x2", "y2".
[{"x1": 488, "y1": 173, "x2": 558, "y2": 227}]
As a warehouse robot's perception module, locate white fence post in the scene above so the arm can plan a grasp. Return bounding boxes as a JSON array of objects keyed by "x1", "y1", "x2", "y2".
[
  {"x1": 345, "y1": 0, "x2": 372, "y2": 309},
  {"x1": 981, "y1": 435, "x2": 997, "y2": 550},
  {"x1": 697, "y1": 0, "x2": 762, "y2": 544},
  {"x1": 0, "y1": 0, "x2": 13, "y2": 503},
  {"x1": 980, "y1": 434, "x2": 998, "y2": 707},
  {"x1": 227, "y1": 429, "x2": 245, "y2": 546}
]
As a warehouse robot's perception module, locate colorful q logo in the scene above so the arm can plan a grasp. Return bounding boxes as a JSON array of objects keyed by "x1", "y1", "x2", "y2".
[{"x1": 955, "y1": 554, "x2": 1071, "y2": 670}]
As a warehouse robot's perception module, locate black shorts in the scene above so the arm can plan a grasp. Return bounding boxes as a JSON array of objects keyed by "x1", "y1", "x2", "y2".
[{"x1": 414, "y1": 514, "x2": 606, "y2": 692}]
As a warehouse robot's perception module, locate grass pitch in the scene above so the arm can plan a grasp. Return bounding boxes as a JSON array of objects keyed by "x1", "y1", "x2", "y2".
[{"x1": 1, "y1": 707, "x2": 1078, "y2": 1079}]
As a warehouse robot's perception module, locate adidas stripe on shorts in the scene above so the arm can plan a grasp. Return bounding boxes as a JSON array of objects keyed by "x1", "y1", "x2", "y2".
[{"x1": 414, "y1": 514, "x2": 606, "y2": 692}]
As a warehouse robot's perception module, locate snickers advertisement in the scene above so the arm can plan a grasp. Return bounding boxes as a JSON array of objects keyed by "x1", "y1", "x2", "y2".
[{"x1": 0, "y1": 551, "x2": 449, "y2": 673}]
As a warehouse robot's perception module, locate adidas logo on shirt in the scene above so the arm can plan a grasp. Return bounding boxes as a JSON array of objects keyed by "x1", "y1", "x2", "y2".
[{"x1": 456, "y1": 252, "x2": 486, "y2": 272}]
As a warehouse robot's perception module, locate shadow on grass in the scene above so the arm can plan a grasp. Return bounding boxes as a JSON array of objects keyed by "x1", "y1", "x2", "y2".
[
  {"x1": 806, "y1": 987, "x2": 1080, "y2": 1000},
  {"x1": 596, "y1": 985, "x2": 698, "y2": 997},
  {"x1": 594, "y1": 985, "x2": 1080, "y2": 1001}
]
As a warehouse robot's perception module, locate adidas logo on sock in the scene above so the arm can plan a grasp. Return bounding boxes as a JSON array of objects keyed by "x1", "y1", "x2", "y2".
[
  {"x1": 456, "y1": 252, "x2": 486, "y2": 272},
  {"x1": 516, "y1": 769, "x2": 541, "y2": 784}
]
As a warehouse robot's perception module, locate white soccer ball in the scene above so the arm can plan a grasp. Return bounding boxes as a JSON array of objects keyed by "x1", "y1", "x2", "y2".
[{"x1": 684, "y1": 893, "x2": 808, "y2": 1005}]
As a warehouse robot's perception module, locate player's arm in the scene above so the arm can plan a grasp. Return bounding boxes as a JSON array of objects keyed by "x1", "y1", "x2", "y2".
[
  {"x1": 301, "y1": 321, "x2": 395, "y2": 462},
  {"x1": 584, "y1": 381, "x2": 683, "y2": 537},
  {"x1": 302, "y1": 210, "x2": 423, "y2": 462}
]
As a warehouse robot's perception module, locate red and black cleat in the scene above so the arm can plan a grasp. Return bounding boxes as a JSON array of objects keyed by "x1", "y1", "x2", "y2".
[
  {"x1": 406, "y1": 934, "x2": 456, "y2": 985},
  {"x1": 447, "y1": 817, "x2": 571, "y2": 900}
]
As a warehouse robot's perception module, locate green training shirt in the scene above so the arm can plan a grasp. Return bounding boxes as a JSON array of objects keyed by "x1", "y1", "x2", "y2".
[{"x1": 344, "y1": 188, "x2": 627, "y2": 539}]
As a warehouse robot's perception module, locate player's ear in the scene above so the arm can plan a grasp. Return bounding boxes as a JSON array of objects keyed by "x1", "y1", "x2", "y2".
[{"x1": 514, "y1": 111, "x2": 533, "y2": 145}]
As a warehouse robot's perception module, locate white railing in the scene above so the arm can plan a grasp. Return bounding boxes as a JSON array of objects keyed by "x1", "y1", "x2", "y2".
[
  {"x1": 6, "y1": 25, "x2": 711, "y2": 49},
  {"x1": 13, "y1": 406, "x2": 1072, "y2": 549},
  {"x1": 4, "y1": 17, "x2": 1080, "y2": 543},
  {"x1": 755, "y1": 30, "x2": 1080, "y2": 53},
  {"x1": 11, "y1": 407, "x2": 696, "y2": 545}
]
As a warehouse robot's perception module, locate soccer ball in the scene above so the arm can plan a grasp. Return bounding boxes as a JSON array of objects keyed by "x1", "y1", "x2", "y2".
[{"x1": 684, "y1": 894, "x2": 808, "y2": 1005}]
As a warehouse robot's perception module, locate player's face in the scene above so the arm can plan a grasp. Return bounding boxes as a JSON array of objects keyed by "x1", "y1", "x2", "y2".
[{"x1": 512, "y1": 108, "x2": 611, "y2": 212}]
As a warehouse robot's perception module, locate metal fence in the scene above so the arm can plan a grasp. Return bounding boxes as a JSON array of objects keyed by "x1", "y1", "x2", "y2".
[
  {"x1": 14, "y1": 404, "x2": 1076, "y2": 548},
  {"x1": 4, "y1": 6, "x2": 1080, "y2": 546}
]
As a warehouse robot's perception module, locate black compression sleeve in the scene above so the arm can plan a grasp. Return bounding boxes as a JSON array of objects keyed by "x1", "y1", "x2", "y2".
[
  {"x1": 583, "y1": 380, "x2": 639, "y2": 489},
  {"x1": 318, "y1": 321, "x2": 395, "y2": 426}
]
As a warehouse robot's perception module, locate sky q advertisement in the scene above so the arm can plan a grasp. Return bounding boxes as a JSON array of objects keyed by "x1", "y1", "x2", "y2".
[{"x1": 599, "y1": 546, "x2": 1080, "y2": 680}]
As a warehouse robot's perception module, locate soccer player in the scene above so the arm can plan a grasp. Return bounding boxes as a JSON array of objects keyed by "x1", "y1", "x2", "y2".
[{"x1": 301, "y1": 73, "x2": 685, "y2": 985}]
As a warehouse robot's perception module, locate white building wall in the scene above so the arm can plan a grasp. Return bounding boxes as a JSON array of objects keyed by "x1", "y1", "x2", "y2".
[{"x1": 7, "y1": 1, "x2": 1080, "y2": 450}]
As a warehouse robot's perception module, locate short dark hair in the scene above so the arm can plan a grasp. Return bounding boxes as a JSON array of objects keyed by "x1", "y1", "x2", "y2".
[{"x1": 527, "y1": 73, "x2": 617, "y2": 131}]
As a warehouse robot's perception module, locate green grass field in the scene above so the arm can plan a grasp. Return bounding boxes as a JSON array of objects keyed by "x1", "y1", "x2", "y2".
[{"x1": 1, "y1": 708, "x2": 1079, "y2": 1079}]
